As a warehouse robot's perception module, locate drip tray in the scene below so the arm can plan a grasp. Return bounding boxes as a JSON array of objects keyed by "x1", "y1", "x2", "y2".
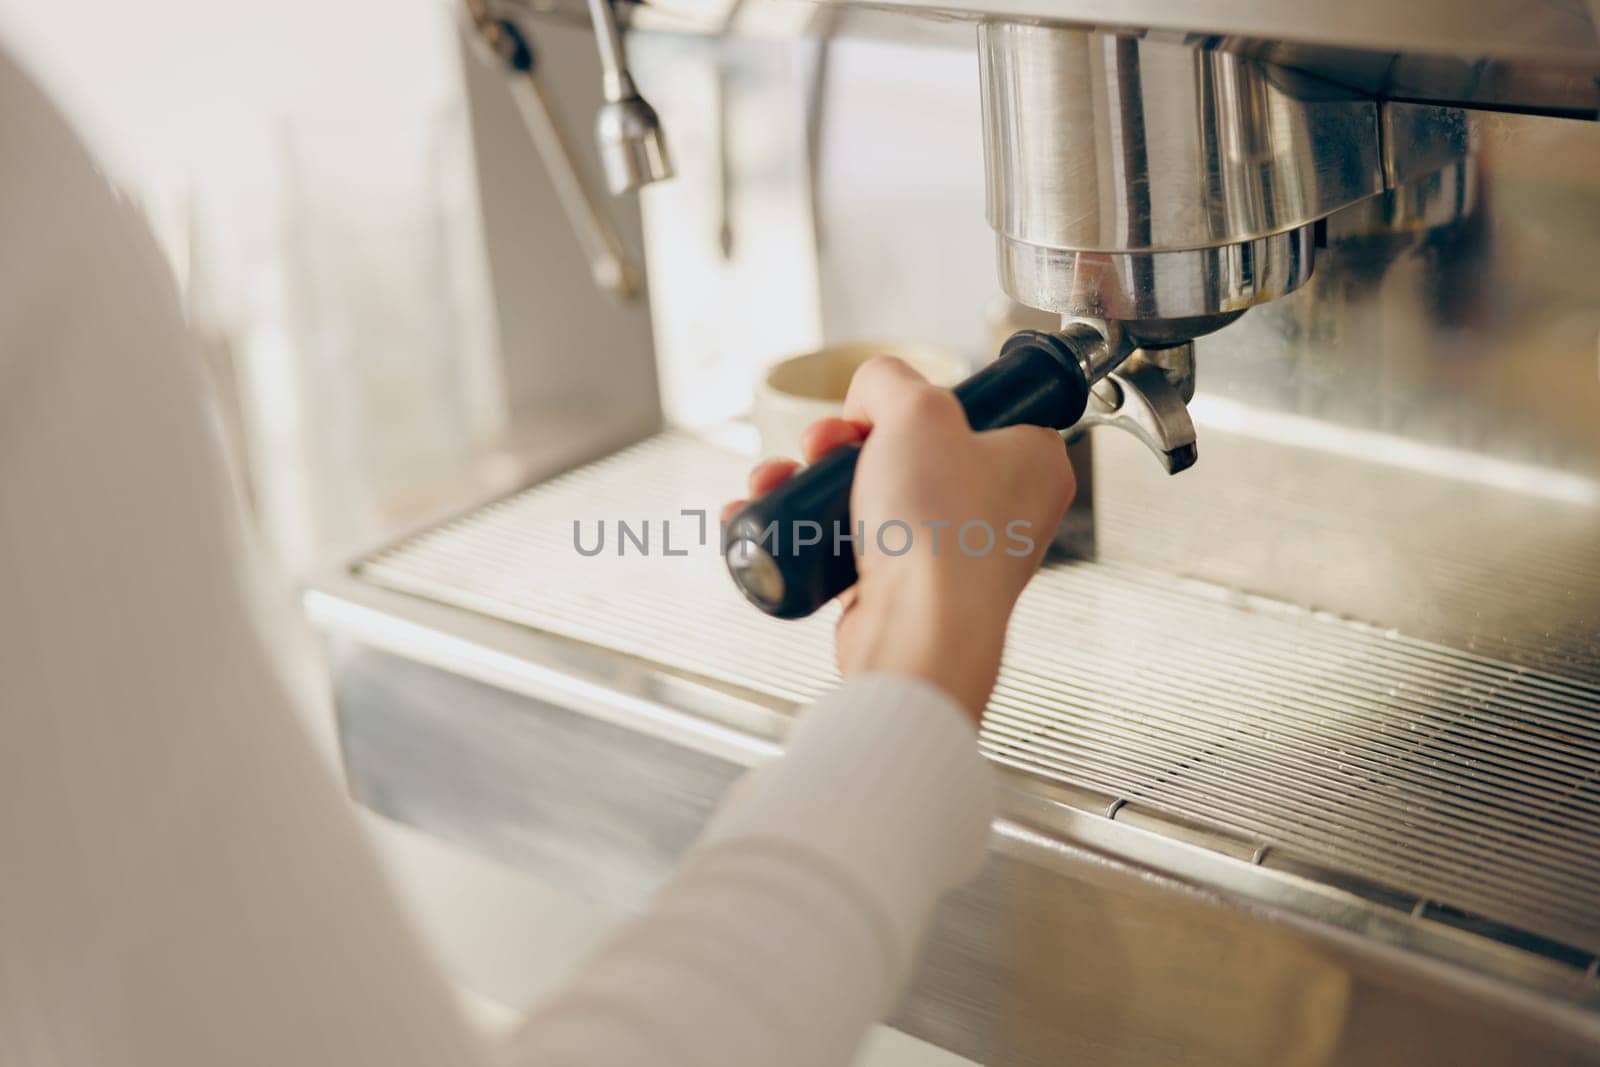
[{"x1": 326, "y1": 431, "x2": 1600, "y2": 1016}]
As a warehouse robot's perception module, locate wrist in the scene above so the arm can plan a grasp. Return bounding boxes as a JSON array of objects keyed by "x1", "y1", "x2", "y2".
[{"x1": 850, "y1": 571, "x2": 1008, "y2": 722}]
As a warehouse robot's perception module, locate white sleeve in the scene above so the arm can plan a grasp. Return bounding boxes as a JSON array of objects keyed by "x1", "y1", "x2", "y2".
[
  {"x1": 0, "y1": 44, "x2": 495, "y2": 1067},
  {"x1": 507, "y1": 674, "x2": 996, "y2": 1067},
  {"x1": 0, "y1": 43, "x2": 994, "y2": 1067}
]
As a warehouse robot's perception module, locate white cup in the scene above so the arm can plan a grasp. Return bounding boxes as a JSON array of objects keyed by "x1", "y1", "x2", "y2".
[{"x1": 752, "y1": 341, "x2": 968, "y2": 458}]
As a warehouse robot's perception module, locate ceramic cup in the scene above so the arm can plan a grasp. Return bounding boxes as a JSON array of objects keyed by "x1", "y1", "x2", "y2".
[{"x1": 752, "y1": 341, "x2": 968, "y2": 458}]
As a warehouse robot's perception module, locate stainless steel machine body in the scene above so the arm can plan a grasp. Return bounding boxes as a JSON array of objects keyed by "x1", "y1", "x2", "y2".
[
  {"x1": 976, "y1": 23, "x2": 1474, "y2": 328},
  {"x1": 308, "y1": 2, "x2": 1600, "y2": 1062}
]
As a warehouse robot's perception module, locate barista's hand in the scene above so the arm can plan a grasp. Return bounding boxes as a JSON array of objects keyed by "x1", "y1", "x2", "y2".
[{"x1": 723, "y1": 356, "x2": 1074, "y2": 721}]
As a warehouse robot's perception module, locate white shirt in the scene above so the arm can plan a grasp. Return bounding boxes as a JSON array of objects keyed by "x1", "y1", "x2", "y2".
[{"x1": 0, "y1": 45, "x2": 996, "y2": 1067}]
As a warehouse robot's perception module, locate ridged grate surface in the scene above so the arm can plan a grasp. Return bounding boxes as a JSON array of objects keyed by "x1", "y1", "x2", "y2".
[{"x1": 359, "y1": 433, "x2": 1600, "y2": 958}]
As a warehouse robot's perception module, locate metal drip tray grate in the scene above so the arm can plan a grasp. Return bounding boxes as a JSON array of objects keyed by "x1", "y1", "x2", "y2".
[{"x1": 358, "y1": 433, "x2": 1600, "y2": 963}]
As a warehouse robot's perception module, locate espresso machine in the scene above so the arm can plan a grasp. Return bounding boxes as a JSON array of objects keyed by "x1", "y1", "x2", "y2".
[{"x1": 308, "y1": 1, "x2": 1600, "y2": 1062}]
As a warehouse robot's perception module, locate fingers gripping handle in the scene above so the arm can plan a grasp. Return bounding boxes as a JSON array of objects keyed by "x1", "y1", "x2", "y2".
[
  {"x1": 725, "y1": 444, "x2": 863, "y2": 618},
  {"x1": 724, "y1": 331, "x2": 1093, "y2": 619}
]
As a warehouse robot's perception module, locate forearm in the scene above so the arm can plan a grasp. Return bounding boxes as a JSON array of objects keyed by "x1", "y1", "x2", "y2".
[{"x1": 505, "y1": 674, "x2": 996, "y2": 1067}]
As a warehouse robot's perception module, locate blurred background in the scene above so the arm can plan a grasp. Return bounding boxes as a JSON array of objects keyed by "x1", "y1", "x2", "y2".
[
  {"x1": 8, "y1": 4, "x2": 1599, "y2": 1061},
  {"x1": 0, "y1": 0, "x2": 506, "y2": 575}
]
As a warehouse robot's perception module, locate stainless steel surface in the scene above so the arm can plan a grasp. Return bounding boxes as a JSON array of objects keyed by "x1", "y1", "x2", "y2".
[
  {"x1": 1077, "y1": 349, "x2": 1199, "y2": 473},
  {"x1": 308, "y1": 432, "x2": 1600, "y2": 1063},
  {"x1": 1381, "y1": 103, "x2": 1478, "y2": 189},
  {"x1": 979, "y1": 25, "x2": 1387, "y2": 253},
  {"x1": 506, "y1": 75, "x2": 641, "y2": 296},
  {"x1": 351, "y1": 433, "x2": 1600, "y2": 967},
  {"x1": 724, "y1": 532, "x2": 786, "y2": 610},
  {"x1": 462, "y1": 2, "x2": 643, "y2": 297},
  {"x1": 1328, "y1": 158, "x2": 1478, "y2": 238},
  {"x1": 594, "y1": 89, "x2": 673, "y2": 195},
  {"x1": 1045, "y1": 321, "x2": 1199, "y2": 473},
  {"x1": 1092, "y1": 425, "x2": 1600, "y2": 684},
  {"x1": 324, "y1": 641, "x2": 1600, "y2": 1065},
  {"x1": 695, "y1": 32, "x2": 1600, "y2": 485},
  {"x1": 401, "y1": 7, "x2": 1600, "y2": 1060},
  {"x1": 1192, "y1": 110, "x2": 1600, "y2": 485},
  {"x1": 335, "y1": 644, "x2": 744, "y2": 909},
  {"x1": 516, "y1": 1, "x2": 1600, "y2": 114},
  {"x1": 996, "y1": 224, "x2": 1317, "y2": 321},
  {"x1": 456, "y1": 15, "x2": 660, "y2": 437},
  {"x1": 977, "y1": 24, "x2": 1481, "y2": 327},
  {"x1": 813, "y1": 0, "x2": 1600, "y2": 67},
  {"x1": 585, "y1": 0, "x2": 673, "y2": 193},
  {"x1": 1059, "y1": 319, "x2": 1131, "y2": 384},
  {"x1": 1253, "y1": 45, "x2": 1600, "y2": 118},
  {"x1": 506, "y1": 66, "x2": 642, "y2": 295}
]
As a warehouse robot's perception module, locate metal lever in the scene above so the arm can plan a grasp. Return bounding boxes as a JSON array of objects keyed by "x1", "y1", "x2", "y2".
[
  {"x1": 585, "y1": 0, "x2": 672, "y2": 195},
  {"x1": 460, "y1": 4, "x2": 642, "y2": 299}
]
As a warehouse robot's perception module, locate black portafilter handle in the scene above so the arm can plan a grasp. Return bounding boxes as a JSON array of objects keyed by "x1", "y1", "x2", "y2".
[{"x1": 724, "y1": 330, "x2": 1096, "y2": 619}]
